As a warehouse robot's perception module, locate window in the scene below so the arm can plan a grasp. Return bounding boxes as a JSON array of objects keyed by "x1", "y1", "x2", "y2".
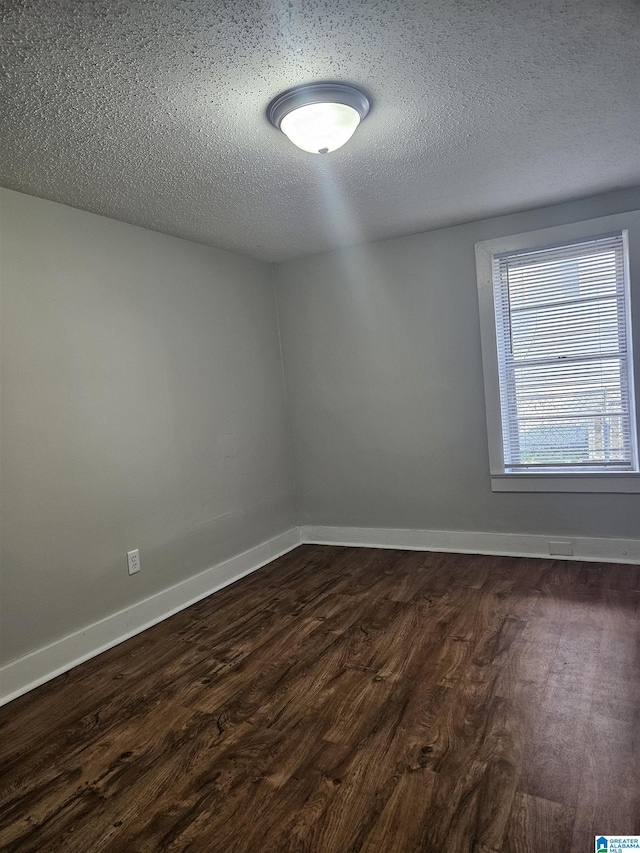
[{"x1": 476, "y1": 212, "x2": 640, "y2": 492}]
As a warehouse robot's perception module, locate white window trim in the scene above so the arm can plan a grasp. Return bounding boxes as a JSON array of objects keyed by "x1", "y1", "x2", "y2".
[{"x1": 475, "y1": 210, "x2": 640, "y2": 493}]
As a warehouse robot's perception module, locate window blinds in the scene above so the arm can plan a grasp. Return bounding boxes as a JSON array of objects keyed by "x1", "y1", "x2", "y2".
[{"x1": 493, "y1": 233, "x2": 637, "y2": 471}]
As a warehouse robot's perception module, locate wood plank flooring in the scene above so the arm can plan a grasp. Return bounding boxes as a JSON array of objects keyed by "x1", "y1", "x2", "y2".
[{"x1": 0, "y1": 544, "x2": 639, "y2": 851}]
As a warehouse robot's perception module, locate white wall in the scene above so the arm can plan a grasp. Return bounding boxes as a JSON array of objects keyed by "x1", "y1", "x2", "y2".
[
  {"x1": 0, "y1": 189, "x2": 297, "y2": 666},
  {"x1": 275, "y1": 187, "x2": 640, "y2": 539}
]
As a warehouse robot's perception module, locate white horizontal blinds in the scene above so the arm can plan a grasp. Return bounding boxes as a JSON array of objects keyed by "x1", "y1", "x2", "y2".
[{"x1": 493, "y1": 233, "x2": 636, "y2": 471}]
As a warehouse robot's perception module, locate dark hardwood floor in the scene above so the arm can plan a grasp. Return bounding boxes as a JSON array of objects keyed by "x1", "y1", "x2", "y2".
[{"x1": 1, "y1": 545, "x2": 638, "y2": 852}]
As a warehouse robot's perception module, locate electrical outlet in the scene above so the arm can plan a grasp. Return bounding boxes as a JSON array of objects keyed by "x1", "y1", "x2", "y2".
[
  {"x1": 549, "y1": 540, "x2": 573, "y2": 557},
  {"x1": 127, "y1": 548, "x2": 140, "y2": 575}
]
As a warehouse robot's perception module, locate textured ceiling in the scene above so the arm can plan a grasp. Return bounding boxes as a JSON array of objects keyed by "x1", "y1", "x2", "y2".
[{"x1": 1, "y1": 0, "x2": 639, "y2": 262}]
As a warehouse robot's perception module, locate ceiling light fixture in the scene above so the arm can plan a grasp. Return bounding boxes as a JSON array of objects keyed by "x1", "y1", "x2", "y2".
[{"x1": 267, "y1": 82, "x2": 370, "y2": 154}]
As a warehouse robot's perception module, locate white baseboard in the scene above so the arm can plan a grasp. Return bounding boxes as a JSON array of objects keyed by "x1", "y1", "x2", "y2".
[
  {"x1": 3, "y1": 522, "x2": 637, "y2": 707},
  {"x1": 0, "y1": 527, "x2": 301, "y2": 707},
  {"x1": 302, "y1": 525, "x2": 640, "y2": 565}
]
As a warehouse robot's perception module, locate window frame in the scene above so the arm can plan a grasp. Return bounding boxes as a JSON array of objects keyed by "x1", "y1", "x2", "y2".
[{"x1": 475, "y1": 211, "x2": 640, "y2": 493}]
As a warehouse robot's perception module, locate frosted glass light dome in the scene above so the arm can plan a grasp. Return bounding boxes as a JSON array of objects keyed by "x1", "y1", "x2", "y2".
[
  {"x1": 268, "y1": 83, "x2": 370, "y2": 155},
  {"x1": 280, "y1": 102, "x2": 361, "y2": 154}
]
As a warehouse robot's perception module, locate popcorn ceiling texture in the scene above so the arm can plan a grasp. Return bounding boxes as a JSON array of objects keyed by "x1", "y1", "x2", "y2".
[{"x1": 1, "y1": 0, "x2": 639, "y2": 262}]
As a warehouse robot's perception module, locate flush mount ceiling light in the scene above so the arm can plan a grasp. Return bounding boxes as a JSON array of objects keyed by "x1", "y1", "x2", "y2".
[{"x1": 267, "y1": 82, "x2": 370, "y2": 154}]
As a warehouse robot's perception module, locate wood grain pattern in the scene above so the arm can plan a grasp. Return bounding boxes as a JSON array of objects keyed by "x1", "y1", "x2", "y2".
[{"x1": 1, "y1": 545, "x2": 638, "y2": 852}]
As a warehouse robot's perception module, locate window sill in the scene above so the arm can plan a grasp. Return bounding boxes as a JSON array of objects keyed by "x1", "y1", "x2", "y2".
[{"x1": 491, "y1": 474, "x2": 640, "y2": 493}]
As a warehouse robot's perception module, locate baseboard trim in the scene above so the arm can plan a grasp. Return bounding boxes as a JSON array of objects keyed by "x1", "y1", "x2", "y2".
[
  {"x1": 302, "y1": 525, "x2": 640, "y2": 565},
  {"x1": 0, "y1": 527, "x2": 301, "y2": 707},
  {"x1": 4, "y1": 522, "x2": 638, "y2": 706}
]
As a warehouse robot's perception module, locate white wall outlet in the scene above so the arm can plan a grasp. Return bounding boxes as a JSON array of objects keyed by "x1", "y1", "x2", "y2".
[
  {"x1": 127, "y1": 548, "x2": 140, "y2": 575},
  {"x1": 549, "y1": 540, "x2": 573, "y2": 557}
]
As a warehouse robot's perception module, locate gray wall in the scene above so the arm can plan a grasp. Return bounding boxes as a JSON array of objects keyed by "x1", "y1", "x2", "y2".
[
  {"x1": 4, "y1": 183, "x2": 640, "y2": 667},
  {"x1": 0, "y1": 189, "x2": 296, "y2": 664},
  {"x1": 275, "y1": 187, "x2": 640, "y2": 538}
]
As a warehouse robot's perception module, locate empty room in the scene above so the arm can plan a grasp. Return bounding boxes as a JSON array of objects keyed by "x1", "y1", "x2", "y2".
[{"x1": 1, "y1": 0, "x2": 639, "y2": 851}]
